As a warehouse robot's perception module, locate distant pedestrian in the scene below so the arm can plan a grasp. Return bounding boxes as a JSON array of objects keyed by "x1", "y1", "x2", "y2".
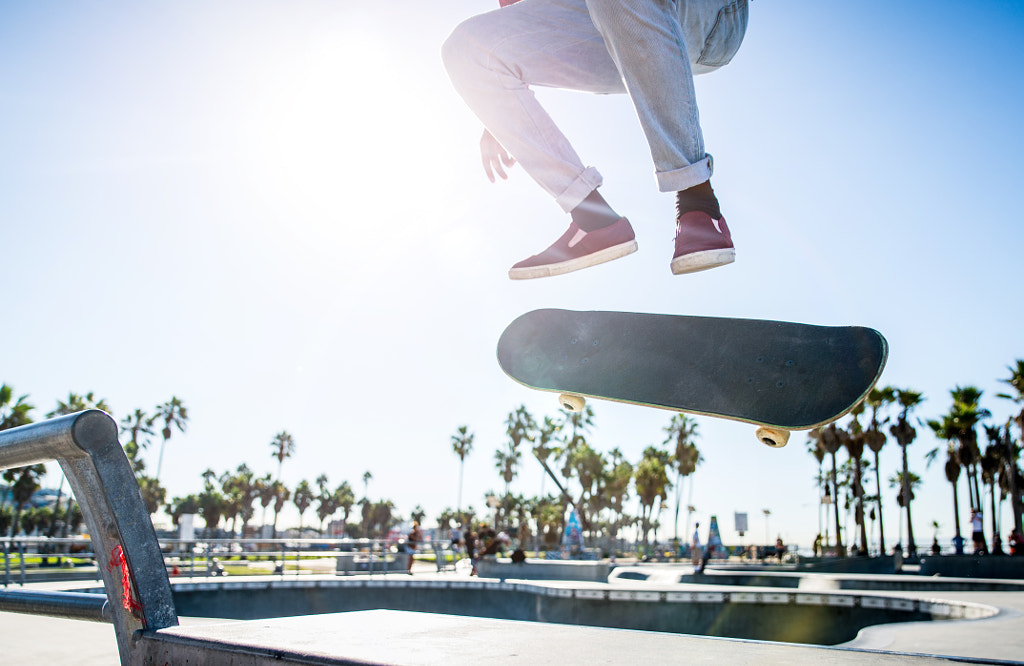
[
  {"x1": 464, "y1": 525, "x2": 479, "y2": 576},
  {"x1": 449, "y1": 524, "x2": 463, "y2": 553},
  {"x1": 691, "y1": 521, "x2": 703, "y2": 569},
  {"x1": 1010, "y1": 528, "x2": 1023, "y2": 556},
  {"x1": 971, "y1": 508, "x2": 987, "y2": 555},
  {"x1": 406, "y1": 521, "x2": 423, "y2": 572}
]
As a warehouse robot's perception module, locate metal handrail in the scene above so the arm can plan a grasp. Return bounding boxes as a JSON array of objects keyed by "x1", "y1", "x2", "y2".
[{"x1": 0, "y1": 410, "x2": 177, "y2": 664}]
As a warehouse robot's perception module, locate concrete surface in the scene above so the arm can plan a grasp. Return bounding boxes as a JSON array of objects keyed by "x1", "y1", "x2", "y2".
[
  {"x1": 4, "y1": 564, "x2": 1024, "y2": 664},
  {"x1": 133, "y1": 609, "x2": 988, "y2": 665}
]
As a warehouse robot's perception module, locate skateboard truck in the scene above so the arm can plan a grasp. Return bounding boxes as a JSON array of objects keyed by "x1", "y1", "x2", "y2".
[
  {"x1": 560, "y1": 392, "x2": 791, "y2": 448},
  {"x1": 754, "y1": 427, "x2": 790, "y2": 448},
  {"x1": 558, "y1": 393, "x2": 586, "y2": 413}
]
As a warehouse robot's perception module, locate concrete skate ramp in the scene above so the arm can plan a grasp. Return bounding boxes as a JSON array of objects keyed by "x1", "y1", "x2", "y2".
[{"x1": 167, "y1": 577, "x2": 994, "y2": 646}]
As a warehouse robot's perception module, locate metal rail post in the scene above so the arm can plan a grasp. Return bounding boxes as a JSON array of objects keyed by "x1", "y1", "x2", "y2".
[{"x1": 0, "y1": 410, "x2": 178, "y2": 664}]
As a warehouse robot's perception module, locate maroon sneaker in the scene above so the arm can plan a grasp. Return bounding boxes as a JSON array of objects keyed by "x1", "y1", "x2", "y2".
[
  {"x1": 671, "y1": 211, "x2": 735, "y2": 275},
  {"x1": 509, "y1": 217, "x2": 637, "y2": 280}
]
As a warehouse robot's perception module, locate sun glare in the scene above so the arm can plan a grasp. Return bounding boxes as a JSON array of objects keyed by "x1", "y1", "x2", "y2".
[{"x1": 236, "y1": 26, "x2": 463, "y2": 263}]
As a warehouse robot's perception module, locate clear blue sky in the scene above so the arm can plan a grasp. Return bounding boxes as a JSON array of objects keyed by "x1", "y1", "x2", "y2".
[{"x1": 2, "y1": 1, "x2": 1023, "y2": 549}]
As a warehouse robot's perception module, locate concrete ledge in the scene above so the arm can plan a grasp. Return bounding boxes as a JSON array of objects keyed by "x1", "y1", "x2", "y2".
[
  {"x1": 476, "y1": 557, "x2": 611, "y2": 581},
  {"x1": 919, "y1": 555, "x2": 1024, "y2": 579},
  {"x1": 795, "y1": 556, "x2": 900, "y2": 575}
]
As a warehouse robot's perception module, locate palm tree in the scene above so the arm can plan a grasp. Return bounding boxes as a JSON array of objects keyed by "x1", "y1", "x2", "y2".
[
  {"x1": 370, "y1": 500, "x2": 396, "y2": 538},
  {"x1": 982, "y1": 427, "x2": 1006, "y2": 554},
  {"x1": 3, "y1": 464, "x2": 46, "y2": 537},
  {"x1": 499, "y1": 406, "x2": 537, "y2": 528},
  {"x1": 154, "y1": 397, "x2": 189, "y2": 482},
  {"x1": 270, "y1": 431, "x2": 295, "y2": 482},
  {"x1": 0, "y1": 384, "x2": 34, "y2": 431},
  {"x1": 270, "y1": 480, "x2": 291, "y2": 539},
  {"x1": 334, "y1": 482, "x2": 356, "y2": 537},
  {"x1": 198, "y1": 472, "x2": 226, "y2": 538},
  {"x1": 120, "y1": 409, "x2": 155, "y2": 451},
  {"x1": 507, "y1": 406, "x2": 537, "y2": 450},
  {"x1": 946, "y1": 386, "x2": 990, "y2": 551},
  {"x1": 927, "y1": 415, "x2": 964, "y2": 549},
  {"x1": 292, "y1": 480, "x2": 315, "y2": 536},
  {"x1": 120, "y1": 409, "x2": 155, "y2": 476},
  {"x1": 220, "y1": 464, "x2": 256, "y2": 537},
  {"x1": 635, "y1": 446, "x2": 672, "y2": 549},
  {"x1": 890, "y1": 389, "x2": 924, "y2": 556},
  {"x1": 817, "y1": 424, "x2": 845, "y2": 555},
  {"x1": 46, "y1": 392, "x2": 110, "y2": 538},
  {"x1": 564, "y1": 441, "x2": 606, "y2": 532},
  {"x1": 865, "y1": 386, "x2": 895, "y2": 555},
  {"x1": 165, "y1": 494, "x2": 200, "y2": 528},
  {"x1": 953, "y1": 387, "x2": 990, "y2": 506},
  {"x1": 494, "y1": 446, "x2": 522, "y2": 527},
  {"x1": 316, "y1": 476, "x2": 338, "y2": 535},
  {"x1": 605, "y1": 449, "x2": 633, "y2": 545},
  {"x1": 889, "y1": 470, "x2": 922, "y2": 546},
  {"x1": 361, "y1": 471, "x2": 372, "y2": 501},
  {"x1": 664, "y1": 414, "x2": 701, "y2": 542},
  {"x1": 137, "y1": 476, "x2": 167, "y2": 516},
  {"x1": 235, "y1": 465, "x2": 258, "y2": 538},
  {"x1": 807, "y1": 430, "x2": 828, "y2": 547},
  {"x1": 997, "y1": 359, "x2": 1024, "y2": 537},
  {"x1": 255, "y1": 473, "x2": 274, "y2": 533},
  {"x1": 450, "y1": 425, "x2": 474, "y2": 519},
  {"x1": 844, "y1": 405, "x2": 870, "y2": 554}
]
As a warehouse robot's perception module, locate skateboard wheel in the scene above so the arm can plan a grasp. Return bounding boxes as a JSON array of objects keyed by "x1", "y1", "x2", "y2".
[
  {"x1": 559, "y1": 393, "x2": 586, "y2": 412},
  {"x1": 755, "y1": 427, "x2": 790, "y2": 448}
]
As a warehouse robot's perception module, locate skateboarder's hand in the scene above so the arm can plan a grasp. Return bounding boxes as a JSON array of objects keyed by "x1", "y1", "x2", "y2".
[{"x1": 481, "y1": 130, "x2": 515, "y2": 182}]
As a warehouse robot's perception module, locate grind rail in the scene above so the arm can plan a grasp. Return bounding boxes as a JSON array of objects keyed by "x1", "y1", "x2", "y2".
[{"x1": 0, "y1": 410, "x2": 177, "y2": 664}]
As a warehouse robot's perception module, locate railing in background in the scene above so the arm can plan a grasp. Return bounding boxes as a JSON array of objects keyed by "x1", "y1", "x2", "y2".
[{"x1": 3, "y1": 535, "x2": 443, "y2": 586}]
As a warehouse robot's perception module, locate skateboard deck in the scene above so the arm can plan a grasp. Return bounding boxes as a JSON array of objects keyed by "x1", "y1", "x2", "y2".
[{"x1": 497, "y1": 309, "x2": 888, "y2": 446}]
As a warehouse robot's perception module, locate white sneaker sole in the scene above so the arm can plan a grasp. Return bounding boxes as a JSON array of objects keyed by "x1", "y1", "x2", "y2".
[
  {"x1": 670, "y1": 248, "x2": 735, "y2": 275},
  {"x1": 509, "y1": 240, "x2": 638, "y2": 280}
]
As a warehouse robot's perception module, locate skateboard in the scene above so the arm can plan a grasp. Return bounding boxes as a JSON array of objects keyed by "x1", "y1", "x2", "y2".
[{"x1": 496, "y1": 309, "x2": 888, "y2": 448}]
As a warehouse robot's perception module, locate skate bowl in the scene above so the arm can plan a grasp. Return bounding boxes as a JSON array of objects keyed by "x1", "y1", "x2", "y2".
[
  {"x1": 152, "y1": 575, "x2": 995, "y2": 647},
  {"x1": 608, "y1": 565, "x2": 1024, "y2": 592}
]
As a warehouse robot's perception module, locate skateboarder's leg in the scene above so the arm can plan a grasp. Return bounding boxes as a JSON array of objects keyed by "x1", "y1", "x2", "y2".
[
  {"x1": 443, "y1": 0, "x2": 640, "y2": 278},
  {"x1": 584, "y1": 0, "x2": 747, "y2": 192},
  {"x1": 586, "y1": 0, "x2": 748, "y2": 274},
  {"x1": 442, "y1": 0, "x2": 624, "y2": 214}
]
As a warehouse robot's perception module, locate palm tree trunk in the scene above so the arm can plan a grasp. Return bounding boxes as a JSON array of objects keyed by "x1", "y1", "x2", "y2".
[
  {"x1": 457, "y1": 459, "x2": 464, "y2": 519},
  {"x1": 855, "y1": 460, "x2": 868, "y2": 554},
  {"x1": 970, "y1": 466, "x2": 986, "y2": 544},
  {"x1": 974, "y1": 467, "x2": 983, "y2": 512},
  {"x1": 156, "y1": 439, "x2": 167, "y2": 482},
  {"x1": 674, "y1": 469, "x2": 682, "y2": 543},
  {"x1": 952, "y1": 478, "x2": 962, "y2": 538},
  {"x1": 874, "y1": 451, "x2": 886, "y2": 555},
  {"x1": 831, "y1": 452, "x2": 843, "y2": 552},
  {"x1": 902, "y1": 444, "x2": 917, "y2": 556},
  {"x1": 990, "y1": 481, "x2": 1001, "y2": 553},
  {"x1": 1012, "y1": 415, "x2": 1024, "y2": 537}
]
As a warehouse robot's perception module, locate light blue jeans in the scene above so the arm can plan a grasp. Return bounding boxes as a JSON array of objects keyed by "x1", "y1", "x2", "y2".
[{"x1": 442, "y1": 0, "x2": 749, "y2": 212}]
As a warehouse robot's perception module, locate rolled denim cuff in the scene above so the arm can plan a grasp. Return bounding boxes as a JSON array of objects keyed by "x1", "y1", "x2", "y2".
[
  {"x1": 656, "y1": 154, "x2": 714, "y2": 192},
  {"x1": 554, "y1": 166, "x2": 603, "y2": 213}
]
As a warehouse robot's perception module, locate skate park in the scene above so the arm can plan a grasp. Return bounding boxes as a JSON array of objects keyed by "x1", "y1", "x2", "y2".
[{"x1": 4, "y1": 411, "x2": 1024, "y2": 665}]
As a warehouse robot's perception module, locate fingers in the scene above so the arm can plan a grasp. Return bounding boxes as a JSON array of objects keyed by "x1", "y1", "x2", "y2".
[{"x1": 480, "y1": 130, "x2": 515, "y2": 183}]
